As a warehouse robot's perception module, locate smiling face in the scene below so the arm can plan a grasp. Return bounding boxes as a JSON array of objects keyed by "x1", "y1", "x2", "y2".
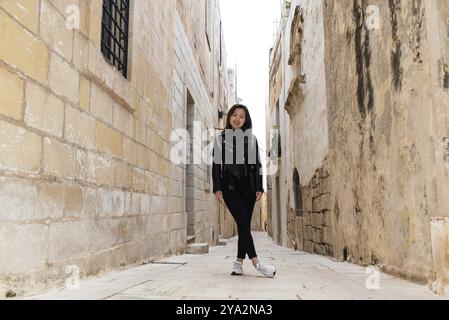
[{"x1": 230, "y1": 108, "x2": 246, "y2": 130}]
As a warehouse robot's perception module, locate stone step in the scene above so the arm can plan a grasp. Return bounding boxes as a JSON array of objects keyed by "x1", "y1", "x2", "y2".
[
  {"x1": 186, "y1": 235, "x2": 196, "y2": 245},
  {"x1": 186, "y1": 243, "x2": 209, "y2": 254}
]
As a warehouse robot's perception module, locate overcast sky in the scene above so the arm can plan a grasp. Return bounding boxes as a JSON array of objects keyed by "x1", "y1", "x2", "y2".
[{"x1": 219, "y1": 0, "x2": 282, "y2": 155}]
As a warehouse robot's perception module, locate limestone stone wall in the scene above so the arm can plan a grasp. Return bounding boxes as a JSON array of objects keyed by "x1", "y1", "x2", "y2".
[
  {"x1": 269, "y1": 0, "x2": 449, "y2": 295},
  {"x1": 323, "y1": 0, "x2": 449, "y2": 290},
  {"x1": 176, "y1": 0, "x2": 215, "y2": 102},
  {"x1": 266, "y1": 22, "x2": 286, "y2": 244},
  {"x1": 0, "y1": 0, "x2": 231, "y2": 298},
  {"x1": 174, "y1": 0, "x2": 237, "y2": 243},
  {"x1": 172, "y1": 10, "x2": 217, "y2": 244},
  {"x1": 298, "y1": 163, "x2": 333, "y2": 257},
  {"x1": 286, "y1": 0, "x2": 329, "y2": 184}
]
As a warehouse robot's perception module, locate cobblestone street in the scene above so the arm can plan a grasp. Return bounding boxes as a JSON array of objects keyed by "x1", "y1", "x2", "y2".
[{"x1": 25, "y1": 233, "x2": 445, "y2": 300}]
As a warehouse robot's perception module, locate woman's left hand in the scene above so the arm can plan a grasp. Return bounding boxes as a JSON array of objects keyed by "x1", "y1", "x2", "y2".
[{"x1": 256, "y1": 192, "x2": 263, "y2": 201}]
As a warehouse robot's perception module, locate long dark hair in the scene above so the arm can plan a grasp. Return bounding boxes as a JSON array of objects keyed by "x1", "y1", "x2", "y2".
[{"x1": 224, "y1": 104, "x2": 253, "y2": 132}]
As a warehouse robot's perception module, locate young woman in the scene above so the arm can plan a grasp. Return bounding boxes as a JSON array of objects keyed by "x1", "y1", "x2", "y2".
[{"x1": 212, "y1": 104, "x2": 276, "y2": 278}]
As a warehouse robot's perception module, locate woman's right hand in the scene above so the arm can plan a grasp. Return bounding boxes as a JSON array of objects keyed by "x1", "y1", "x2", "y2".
[{"x1": 215, "y1": 191, "x2": 224, "y2": 204}]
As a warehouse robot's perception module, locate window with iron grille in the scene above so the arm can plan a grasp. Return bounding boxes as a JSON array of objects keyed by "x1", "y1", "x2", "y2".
[{"x1": 101, "y1": 0, "x2": 130, "y2": 79}]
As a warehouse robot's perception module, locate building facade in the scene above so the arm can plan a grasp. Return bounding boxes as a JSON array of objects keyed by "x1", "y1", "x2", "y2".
[
  {"x1": 0, "y1": 0, "x2": 236, "y2": 297},
  {"x1": 268, "y1": 0, "x2": 449, "y2": 295}
]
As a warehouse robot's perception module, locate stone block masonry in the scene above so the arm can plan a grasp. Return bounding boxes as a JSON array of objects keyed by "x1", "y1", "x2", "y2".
[
  {"x1": 0, "y1": 0, "x2": 232, "y2": 298},
  {"x1": 300, "y1": 163, "x2": 334, "y2": 258}
]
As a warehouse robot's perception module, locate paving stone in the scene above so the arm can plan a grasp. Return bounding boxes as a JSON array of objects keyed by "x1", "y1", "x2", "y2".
[{"x1": 23, "y1": 233, "x2": 446, "y2": 300}]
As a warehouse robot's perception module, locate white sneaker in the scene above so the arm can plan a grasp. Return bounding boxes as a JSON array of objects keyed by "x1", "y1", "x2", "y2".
[
  {"x1": 231, "y1": 260, "x2": 243, "y2": 276},
  {"x1": 255, "y1": 261, "x2": 276, "y2": 278}
]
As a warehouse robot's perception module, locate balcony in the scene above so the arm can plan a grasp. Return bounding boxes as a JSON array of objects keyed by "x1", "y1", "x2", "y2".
[{"x1": 285, "y1": 74, "x2": 305, "y2": 118}]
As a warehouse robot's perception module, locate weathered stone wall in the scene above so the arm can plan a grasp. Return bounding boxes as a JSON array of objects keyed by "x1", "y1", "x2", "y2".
[
  {"x1": 172, "y1": 8, "x2": 219, "y2": 244},
  {"x1": 280, "y1": 0, "x2": 332, "y2": 253},
  {"x1": 299, "y1": 163, "x2": 333, "y2": 257},
  {"x1": 176, "y1": 0, "x2": 216, "y2": 103},
  {"x1": 286, "y1": 0, "x2": 329, "y2": 184},
  {"x1": 175, "y1": 0, "x2": 237, "y2": 242},
  {"x1": 269, "y1": 0, "x2": 331, "y2": 248},
  {"x1": 322, "y1": 0, "x2": 449, "y2": 290},
  {"x1": 267, "y1": 26, "x2": 284, "y2": 242},
  {"x1": 0, "y1": 0, "x2": 175, "y2": 297},
  {"x1": 269, "y1": 0, "x2": 449, "y2": 295},
  {"x1": 424, "y1": 0, "x2": 449, "y2": 295},
  {"x1": 0, "y1": 0, "x2": 230, "y2": 298},
  {"x1": 268, "y1": 34, "x2": 283, "y2": 111}
]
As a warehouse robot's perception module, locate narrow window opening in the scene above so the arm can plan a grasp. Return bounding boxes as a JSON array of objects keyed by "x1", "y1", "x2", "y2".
[{"x1": 101, "y1": 0, "x2": 130, "y2": 78}]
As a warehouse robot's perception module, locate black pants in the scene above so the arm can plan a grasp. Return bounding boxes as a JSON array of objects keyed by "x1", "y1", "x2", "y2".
[{"x1": 222, "y1": 174, "x2": 257, "y2": 260}]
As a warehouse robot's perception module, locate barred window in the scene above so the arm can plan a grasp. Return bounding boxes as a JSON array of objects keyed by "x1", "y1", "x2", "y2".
[{"x1": 101, "y1": 0, "x2": 130, "y2": 79}]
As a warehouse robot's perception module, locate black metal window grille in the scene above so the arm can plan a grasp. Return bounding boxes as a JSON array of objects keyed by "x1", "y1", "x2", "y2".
[{"x1": 101, "y1": 0, "x2": 130, "y2": 79}]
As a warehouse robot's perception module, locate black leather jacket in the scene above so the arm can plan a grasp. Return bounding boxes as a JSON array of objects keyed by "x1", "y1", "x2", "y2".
[{"x1": 212, "y1": 130, "x2": 264, "y2": 193}]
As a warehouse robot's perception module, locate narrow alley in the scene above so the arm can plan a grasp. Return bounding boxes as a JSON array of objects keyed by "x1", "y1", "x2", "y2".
[{"x1": 1, "y1": 0, "x2": 448, "y2": 301}]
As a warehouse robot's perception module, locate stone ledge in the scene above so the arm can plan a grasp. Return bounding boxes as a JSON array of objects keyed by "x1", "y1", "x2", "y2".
[
  {"x1": 84, "y1": 41, "x2": 135, "y2": 114},
  {"x1": 186, "y1": 235, "x2": 196, "y2": 245},
  {"x1": 186, "y1": 243, "x2": 209, "y2": 254}
]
